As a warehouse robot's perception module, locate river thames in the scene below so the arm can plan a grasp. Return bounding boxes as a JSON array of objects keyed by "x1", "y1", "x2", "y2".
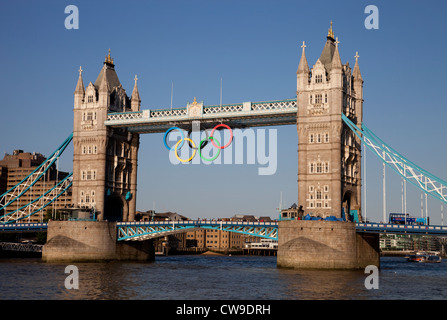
[{"x1": 0, "y1": 255, "x2": 446, "y2": 300}]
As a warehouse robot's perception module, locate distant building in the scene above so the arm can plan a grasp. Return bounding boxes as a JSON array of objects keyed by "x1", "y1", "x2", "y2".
[
  {"x1": 135, "y1": 210, "x2": 272, "y2": 251},
  {"x1": 185, "y1": 229, "x2": 244, "y2": 250},
  {"x1": 0, "y1": 150, "x2": 72, "y2": 223},
  {"x1": 135, "y1": 210, "x2": 188, "y2": 221},
  {"x1": 280, "y1": 203, "x2": 304, "y2": 220}
]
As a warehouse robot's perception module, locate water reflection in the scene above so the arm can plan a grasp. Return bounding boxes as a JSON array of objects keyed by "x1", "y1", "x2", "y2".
[
  {"x1": 1, "y1": 256, "x2": 446, "y2": 300},
  {"x1": 277, "y1": 268, "x2": 367, "y2": 300}
]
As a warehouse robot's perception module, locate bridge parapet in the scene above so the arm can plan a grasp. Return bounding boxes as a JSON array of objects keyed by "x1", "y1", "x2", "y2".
[
  {"x1": 117, "y1": 220, "x2": 279, "y2": 241},
  {"x1": 104, "y1": 99, "x2": 297, "y2": 131}
]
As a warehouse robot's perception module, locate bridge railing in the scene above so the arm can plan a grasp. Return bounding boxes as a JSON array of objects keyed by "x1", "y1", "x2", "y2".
[
  {"x1": 356, "y1": 222, "x2": 447, "y2": 235},
  {"x1": 117, "y1": 220, "x2": 279, "y2": 241},
  {"x1": 105, "y1": 99, "x2": 297, "y2": 125}
]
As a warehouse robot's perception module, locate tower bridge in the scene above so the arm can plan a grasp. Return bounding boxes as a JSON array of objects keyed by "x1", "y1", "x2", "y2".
[
  {"x1": 1, "y1": 24, "x2": 446, "y2": 268},
  {"x1": 70, "y1": 24, "x2": 364, "y2": 224}
]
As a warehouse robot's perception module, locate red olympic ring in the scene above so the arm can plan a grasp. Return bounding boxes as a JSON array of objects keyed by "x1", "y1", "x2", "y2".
[{"x1": 210, "y1": 124, "x2": 233, "y2": 149}]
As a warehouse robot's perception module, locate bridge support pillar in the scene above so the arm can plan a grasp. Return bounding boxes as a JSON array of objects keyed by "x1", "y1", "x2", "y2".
[
  {"x1": 277, "y1": 220, "x2": 379, "y2": 269},
  {"x1": 42, "y1": 221, "x2": 154, "y2": 262}
]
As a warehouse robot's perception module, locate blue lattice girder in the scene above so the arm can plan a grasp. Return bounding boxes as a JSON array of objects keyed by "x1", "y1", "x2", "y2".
[
  {"x1": 342, "y1": 114, "x2": 447, "y2": 205},
  {"x1": 117, "y1": 221, "x2": 278, "y2": 241},
  {"x1": 0, "y1": 173, "x2": 73, "y2": 224},
  {"x1": 0, "y1": 133, "x2": 73, "y2": 212}
]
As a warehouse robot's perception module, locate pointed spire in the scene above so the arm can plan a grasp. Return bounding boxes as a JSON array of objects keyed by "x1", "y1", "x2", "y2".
[
  {"x1": 331, "y1": 37, "x2": 342, "y2": 70},
  {"x1": 105, "y1": 48, "x2": 114, "y2": 65},
  {"x1": 297, "y1": 41, "x2": 309, "y2": 74},
  {"x1": 75, "y1": 66, "x2": 85, "y2": 94},
  {"x1": 131, "y1": 75, "x2": 141, "y2": 103},
  {"x1": 99, "y1": 65, "x2": 110, "y2": 93},
  {"x1": 353, "y1": 51, "x2": 363, "y2": 81},
  {"x1": 327, "y1": 20, "x2": 335, "y2": 40}
]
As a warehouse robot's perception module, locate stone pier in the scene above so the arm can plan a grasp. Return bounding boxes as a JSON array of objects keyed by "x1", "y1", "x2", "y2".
[
  {"x1": 42, "y1": 221, "x2": 154, "y2": 262},
  {"x1": 277, "y1": 220, "x2": 379, "y2": 269}
]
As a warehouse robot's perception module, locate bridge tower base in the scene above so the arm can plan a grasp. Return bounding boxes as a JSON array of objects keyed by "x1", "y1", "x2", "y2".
[
  {"x1": 277, "y1": 220, "x2": 379, "y2": 269},
  {"x1": 42, "y1": 221, "x2": 154, "y2": 262}
]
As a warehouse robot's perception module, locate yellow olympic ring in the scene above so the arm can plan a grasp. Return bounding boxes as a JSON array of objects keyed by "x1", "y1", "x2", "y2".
[{"x1": 174, "y1": 138, "x2": 196, "y2": 162}]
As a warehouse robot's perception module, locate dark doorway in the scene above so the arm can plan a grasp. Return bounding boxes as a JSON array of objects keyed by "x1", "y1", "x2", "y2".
[
  {"x1": 342, "y1": 192, "x2": 351, "y2": 221},
  {"x1": 104, "y1": 195, "x2": 123, "y2": 222}
]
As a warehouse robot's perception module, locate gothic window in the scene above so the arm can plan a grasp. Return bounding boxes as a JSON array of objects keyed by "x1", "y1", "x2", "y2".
[
  {"x1": 307, "y1": 185, "x2": 331, "y2": 209},
  {"x1": 316, "y1": 163, "x2": 322, "y2": 173},
  {"x1": 325, "y1": 133, "x2": 330, "y2": 143},
  {"x1": 317, "y1": 133, "x2": 322, "y2": 143},
  {"x1": 325, "y1": 93, "x2": 328, "y2": 103},
  {"x1": 86, "y1": 112, "x2": 93, "y2": 121},
  {"x1": 85, "y1": 194, "x2": 90, "y2": 203},
  {"x1": 309, "y1": 160, "x2": 330, "y2": 174},
  {"x1": 315, "y1": 74, "x2": 323, "y2": 83},
  {"x1": 88, "y1": 95, "x2": 93, "y2": 103},
  {"x1": 81, "y1": 170, "x2": 96, "y2": 180},
  {"x1": 315, "y1": 94, "x2": 322, "y2": 104},
  {"x1": 82, "y1": 146, "x2": 86, "y2": 154},
  {"x1": 309, "y1": 95, "x2": 313, "y2": 104},
  {"x1": 309, "y1": 134, "x2": 314, "y2": 143}
]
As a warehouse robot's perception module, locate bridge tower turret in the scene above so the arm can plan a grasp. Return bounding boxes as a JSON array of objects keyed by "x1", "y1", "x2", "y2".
[
  {"x1": 296, "y1": 23, "x2": 363, "y2": 221},
  {"x1": 72, "y1": 51, "x2": 140, "y2": 222}
]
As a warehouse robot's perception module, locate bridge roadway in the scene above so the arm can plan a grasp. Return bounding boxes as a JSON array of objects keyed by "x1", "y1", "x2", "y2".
[
  {"x1": 2, "y1": 221, "x2": 447, "y2": 240},
  {"x1": 104, "y1": 99, "x2": 298, "y2": 133}
]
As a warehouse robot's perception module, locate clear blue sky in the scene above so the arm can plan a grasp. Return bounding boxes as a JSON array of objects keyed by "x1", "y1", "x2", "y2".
[{"x1": 0, "y1": 0, "x2": 446, "y2": 224}]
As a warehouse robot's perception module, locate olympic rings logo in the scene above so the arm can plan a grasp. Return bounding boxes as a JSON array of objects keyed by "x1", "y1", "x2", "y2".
[{"x1": 163, "y1": 124, "x2": 233, "y2": 163}]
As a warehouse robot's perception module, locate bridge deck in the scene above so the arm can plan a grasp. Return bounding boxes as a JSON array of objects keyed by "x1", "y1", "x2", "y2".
[
  {"x1": 104, "y1": 99, "x2": 298, "y2": 133},
  {"x1": 2, "y1": 221, "x2": 447, "y2": 237}
]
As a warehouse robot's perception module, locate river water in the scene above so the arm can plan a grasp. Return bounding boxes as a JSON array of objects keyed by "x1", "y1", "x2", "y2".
[{"x1": 0, "y1": 255, "x2": 446, "y2": 301}]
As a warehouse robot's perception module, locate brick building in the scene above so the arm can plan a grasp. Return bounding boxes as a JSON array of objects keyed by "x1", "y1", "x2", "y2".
[{"x1": 0, "y1": 150, "x2": 72, "y2": 223}]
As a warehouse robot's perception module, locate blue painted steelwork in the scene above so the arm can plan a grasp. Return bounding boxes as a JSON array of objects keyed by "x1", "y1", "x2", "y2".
[
  {"x1": 2, "y1": 221, "x2": 447, "y2": 239},
  {"x1": 1, "y1": 173, "x2": 72, "y2": 224},
  {"x1": 0, "y1": 222, "x2": 48, "y2": 232},
  {"x1": 356, "y1": 222, "x2": 447, "y2": 236},
  {"x1": 117, "y1": 220, "x2": 279, "y2": 241},
  {"x1": 0, "y1": 133, "x2": 73, "y2": 212},
  {"x1": 342, "y1": 114, "x2": 447, "y2": 205}
]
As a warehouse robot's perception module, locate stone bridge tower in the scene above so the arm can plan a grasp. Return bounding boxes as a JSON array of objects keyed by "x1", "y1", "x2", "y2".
[
  {"x1": 296, "y1": 24, "x2": 363, "y2": 221},
  {"x1": 72, "y1": 51, "x2": 140, "y2": 221}
]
